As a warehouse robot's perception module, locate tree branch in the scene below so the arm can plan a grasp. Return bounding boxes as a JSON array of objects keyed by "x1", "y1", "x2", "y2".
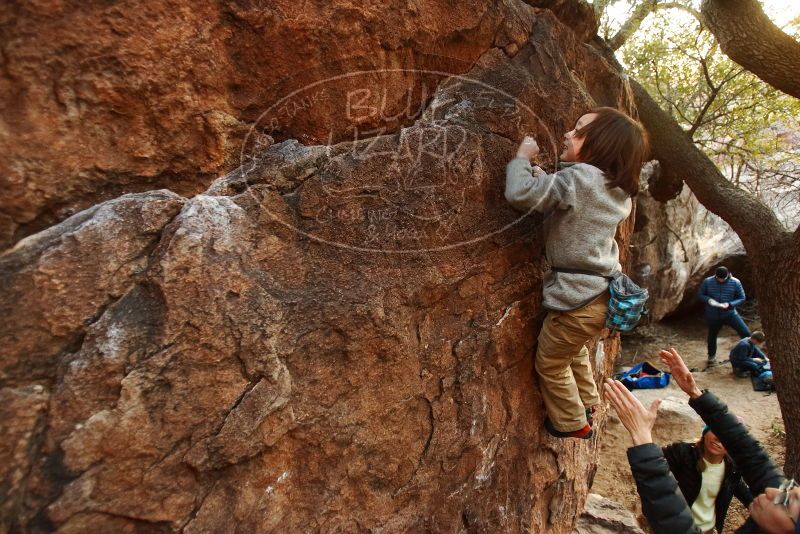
[
  {"x1": 630, "y1": 78, "x2": 788, "y2": 254},
  {"x1": 609, "y1": 1, "x2": 703, "y2": 50},
  {"x1": 687, "y1": 56, "x2": 721, "y2": 138},
  {"x1": 649, "y1": 59, "x2": 694, "y2": 127},
  {"x1": 594, "y1": 0, "x2": 611, "y2": 18},
  {"x1": 701, "y1": 0, "x2": 800, "y2": 99}
]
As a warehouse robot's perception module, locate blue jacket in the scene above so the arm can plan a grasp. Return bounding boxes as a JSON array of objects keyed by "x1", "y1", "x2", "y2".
[
  {"x1": 698, "y1": 275, "x2": 746, "y2": 320},
  {"x1": 729, "y1": 338, "x2": 766, "y2": 366}
]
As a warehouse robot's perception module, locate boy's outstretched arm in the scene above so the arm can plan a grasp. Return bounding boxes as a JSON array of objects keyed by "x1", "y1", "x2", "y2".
[
  {"x1": 505, "y1": 158, "x2": 568, "y2": 212},
  {"x1": 504, "y1": 135, "x2": 576, "y2": 214}
]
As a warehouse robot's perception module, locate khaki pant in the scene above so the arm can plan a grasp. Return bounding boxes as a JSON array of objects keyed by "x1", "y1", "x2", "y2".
[{"x1": 535, "y1": 292, "x2": 609, "y2": 432}]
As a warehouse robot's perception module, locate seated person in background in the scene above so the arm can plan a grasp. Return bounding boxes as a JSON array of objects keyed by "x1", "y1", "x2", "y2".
[
  {"x1": 730, "y1": 331, "x2": 768, "y2": 377},
  {"x1": 663, "y1": 424, "x2": 752, "y2": 533},
  {"x1": 605, "y1": 347, "x2": 798, "y2": 534}
]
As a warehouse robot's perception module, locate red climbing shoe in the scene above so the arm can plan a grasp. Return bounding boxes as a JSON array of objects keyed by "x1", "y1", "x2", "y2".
[
  {"x1": 585, "y1": 406, "x2": 597, "y2": 427},
  {"x1": 544, "y1": 418, "x2": 593, "y2": 439}
]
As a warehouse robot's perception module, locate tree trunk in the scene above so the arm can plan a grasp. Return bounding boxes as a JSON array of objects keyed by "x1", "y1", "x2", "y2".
[
  {"x1": 701, "y1": 0, "x2": 800, "y2": 99},
  {"x1": 628, "y1": 77, "x2": 800, "y2": 476},
  {"x1": 751, "y1": 234, "x2": 800, "y2": 478}
]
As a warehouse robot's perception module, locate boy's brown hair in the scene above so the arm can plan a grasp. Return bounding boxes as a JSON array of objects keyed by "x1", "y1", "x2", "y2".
[{"x1": 575, "y1": 107, "x2": 649, "y2": 197}]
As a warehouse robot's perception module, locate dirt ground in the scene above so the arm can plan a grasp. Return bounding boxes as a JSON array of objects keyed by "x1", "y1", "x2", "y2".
[{"x1": 592, "y1": 307, "x2": 786, "y2": 533}]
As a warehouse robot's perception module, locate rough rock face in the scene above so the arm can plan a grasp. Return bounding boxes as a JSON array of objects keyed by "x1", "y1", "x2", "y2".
[
  {"x1": 631, "y1": 166, "x2": 744, "y2": 321},
  {"x1": 1, "y1": 0, "x2": 596, "y2": 251},
  {"x1": 1, "y1": 1, "x2": 637, "y2": 532}
]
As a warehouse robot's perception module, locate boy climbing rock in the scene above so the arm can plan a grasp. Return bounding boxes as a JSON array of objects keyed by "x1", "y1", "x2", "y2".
[{"x1": 505, "y1": 107, "x2": 648, "y2": 438}]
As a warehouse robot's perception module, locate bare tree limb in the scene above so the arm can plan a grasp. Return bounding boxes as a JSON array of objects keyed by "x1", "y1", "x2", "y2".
[
  {"x1": 609, "y1": 1, "x2": 703, "y2": 50},
  {"x1": 593, "y1": 0, "x2": 611, "y2": 18},
  {"x1": 701, "y1": 0, "x2": 800, "y2": 99},
  {"x1": 629, "y1": 78, "x2": 788, "y2": 253},
  {"x1": 649, "y1": 60, "x2": 694, "y2": 127},
  {"x1": 687, "y1": 55, "x2": 721, "y2": 137}
]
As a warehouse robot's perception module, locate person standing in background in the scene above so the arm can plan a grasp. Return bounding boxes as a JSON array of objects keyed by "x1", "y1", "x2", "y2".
[{"x1": 698, "y1": 266, "x2": 750, "y2": 368}]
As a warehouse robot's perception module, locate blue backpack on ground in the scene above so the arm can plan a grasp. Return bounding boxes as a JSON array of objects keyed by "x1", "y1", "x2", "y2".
[
  {"x1": 615, "y1": 361, "x2": 671, "y2": 390},
  {"x1": 751, "y1": 366, "x2": 776, "y2": 392}
]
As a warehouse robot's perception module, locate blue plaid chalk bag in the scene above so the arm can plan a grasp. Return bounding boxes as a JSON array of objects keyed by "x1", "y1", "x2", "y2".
[
  {"x1": 551, "y1": 267, "x2": 649, "y2": 331},
  {"x1": 605, "y1": 272, "x2": 649, "y2": 332}
]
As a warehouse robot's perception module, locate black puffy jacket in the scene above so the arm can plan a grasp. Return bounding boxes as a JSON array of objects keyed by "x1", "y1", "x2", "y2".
[
  {"x1": 627, "y1": 391, "x2": 785, "y2": 534},
  {"x1": 662, "y1": 441, "x2": 753, "y2": 532}
]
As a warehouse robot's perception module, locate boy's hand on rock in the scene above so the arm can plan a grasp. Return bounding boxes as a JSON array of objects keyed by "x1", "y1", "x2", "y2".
[
  {"x1": 516, "y1": 136, "x2": 540, "y2": 159},
  {"x1": 659, "y1": 348, "x2": 703, "y2": 399},
  {"x1": 604, "y1": 379, "x2": 659, "y2": 446}
]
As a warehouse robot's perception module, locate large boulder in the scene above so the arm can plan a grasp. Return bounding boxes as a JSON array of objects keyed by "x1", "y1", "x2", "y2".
[
  {"x1": 573, "y1": 494, "x2": 645, "y2": 534},
  {"x1": 630, "y1": 164, "x2": 745, "y2": 321},
  {"x1": 1, "y1": 1, "x2": 638, "y2": 532},
  {"x1": 0, "y1": 0, "x2": 598, "y2": 251}
]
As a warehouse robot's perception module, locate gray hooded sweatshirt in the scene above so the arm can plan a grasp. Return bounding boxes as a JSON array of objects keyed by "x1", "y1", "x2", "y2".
[{"x1": 505, "y1": 158, "x2": 632, "y2": 311}]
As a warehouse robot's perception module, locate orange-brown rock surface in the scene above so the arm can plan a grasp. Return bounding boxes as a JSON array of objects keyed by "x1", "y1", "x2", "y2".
[
  {"x1": 0, "y1": 0, "x2": 592, "y2": 251},
  {"x1": 1, "y1": 1, "x2": 637, "y2": 532}
]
